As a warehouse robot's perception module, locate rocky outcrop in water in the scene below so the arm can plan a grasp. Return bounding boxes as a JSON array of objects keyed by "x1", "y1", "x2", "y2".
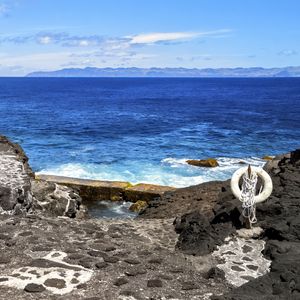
[{"x1": 186, "y1": 158, "x2": 219, "y2": 168}]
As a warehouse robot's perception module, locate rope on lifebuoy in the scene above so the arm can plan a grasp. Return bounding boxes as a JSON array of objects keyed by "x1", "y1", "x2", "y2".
[{"x1": 231, "y1": 166, "x2": 273, "y2": 225}]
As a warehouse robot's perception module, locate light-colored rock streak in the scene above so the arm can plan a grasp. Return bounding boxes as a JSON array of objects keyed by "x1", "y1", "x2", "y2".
[
  {"x1": 0, "y1": 251, "x2": 93, "y2": 295},
  {"x1": 212, "y1": 237, "x2": 271, "y2": 287},
  {"x1": 0, "y1": 154, "x2": 28, "y2": 190}
]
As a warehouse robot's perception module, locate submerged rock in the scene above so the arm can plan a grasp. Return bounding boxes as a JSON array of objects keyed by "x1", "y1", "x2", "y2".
[{"x1": 186, "y1": 158, "x2": 219, "y2": 168}]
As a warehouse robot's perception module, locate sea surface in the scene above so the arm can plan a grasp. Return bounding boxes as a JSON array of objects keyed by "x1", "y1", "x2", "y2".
[{"x1": 0, "y1": 78, "x2": 299, "y2": 188}]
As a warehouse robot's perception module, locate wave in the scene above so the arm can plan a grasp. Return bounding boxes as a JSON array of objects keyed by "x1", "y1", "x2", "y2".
[{"x1": 37, "y1": 156, "x2": 266, "y2": 188}]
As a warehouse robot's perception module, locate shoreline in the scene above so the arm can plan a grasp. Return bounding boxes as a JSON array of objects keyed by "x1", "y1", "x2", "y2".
[{"x1": 0, "y1": 135, "x2": 299, "y2": 299}]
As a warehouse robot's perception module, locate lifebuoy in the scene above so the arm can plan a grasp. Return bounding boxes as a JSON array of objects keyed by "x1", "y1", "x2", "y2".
[{"x1": 231, "y1": 166, "x2": 273, "y2": 203}]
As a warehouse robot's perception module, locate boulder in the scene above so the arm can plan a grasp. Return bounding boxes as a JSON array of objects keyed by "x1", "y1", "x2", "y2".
[
  {"x1": 186, "y1": 158, "x2": 219, "y2": 168},
  {"x1": 129, "y1": 200, "x2": 147, "y2": 213},
  {"x1": 31, "y1": 179, "x2": 86, "y2": 218}
]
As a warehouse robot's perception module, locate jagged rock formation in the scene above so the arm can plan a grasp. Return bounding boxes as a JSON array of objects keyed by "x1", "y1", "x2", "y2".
[
  {"x1": 216, "y1": 149, "x2": 300, "y2": 299},
  {"x1": 0, "y1": 136, "x2": 33, "y2": 214},
  {"x1": 171, "y1": 149, "x2": 300, "y2": 299},
  {"x1": 0, "y1": 136, "x2": 85, "y2": 218},
  {"x1": 0, "y1": 134, "x2": 299, "y2": 299}
]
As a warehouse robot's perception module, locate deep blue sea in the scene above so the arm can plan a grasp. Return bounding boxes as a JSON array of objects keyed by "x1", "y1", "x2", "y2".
[{"x1": 0, "y1": 78, "x2": 299, "y2": 187}]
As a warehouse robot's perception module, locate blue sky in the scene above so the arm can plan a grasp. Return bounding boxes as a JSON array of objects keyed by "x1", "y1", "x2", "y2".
[{"x1": 0, "y1": 0, "x2": 299, "y2": 76}]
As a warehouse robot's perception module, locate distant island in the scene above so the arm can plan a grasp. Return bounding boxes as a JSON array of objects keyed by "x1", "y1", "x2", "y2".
[{"x1": 26, "y1": 66, "x2": 300, "y2": 78}]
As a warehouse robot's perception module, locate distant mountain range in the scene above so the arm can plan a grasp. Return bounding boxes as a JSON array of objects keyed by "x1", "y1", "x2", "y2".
[{"x1": 26, "y1": 66, "x2": 300, "y2": 77}]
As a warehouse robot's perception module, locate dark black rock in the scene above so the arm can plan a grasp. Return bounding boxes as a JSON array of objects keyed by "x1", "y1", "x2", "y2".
[
  {"x1": 24, "y1": 283, "x2": 46, "y2": 293},
  {"x1": 114, "y1": 277, "x2": 128, "y2": 286},
  {"x1": 124, "y1": 258, "x2": 140, "y2": 265},
  {"x1": 44, "y1": 278, "x2": 66, "y2": 289},
  {"x1": 147, "y1": 279, "x2": 163, "y2": 287},
  {"x1": 95, "y1": 262, "x2": 108, "y2": 269},
  {"x1": 214, "y1": 149, "x2": 300, "y2": 299},
  {"x1": 103, "y1": 256, "x2": 119, "y2": 263}
]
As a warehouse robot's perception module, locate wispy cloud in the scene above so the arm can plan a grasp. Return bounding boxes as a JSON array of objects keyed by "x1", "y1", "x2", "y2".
[
  {"x1": 127, "y1": 29, "x2": 231, "y2": 45},
  {"x1": 278, "y1": 49, "x2": 298, "y2": 56},
  {"x1": 0, "y1": 2, "x2": 9, "y2": 16},
  {"x1": 0, "y1": 29, "x2": 232, "y2": 49},
  {"x1": 35, "y1": 32, "x2": 105, "y2": 47},
  {"x1": 0, "y1": 29, "x2": 233, "y2": 74}
]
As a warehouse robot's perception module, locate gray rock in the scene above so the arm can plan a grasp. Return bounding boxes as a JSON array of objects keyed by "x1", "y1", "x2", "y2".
[{"x1": 24, "y1": 283, "x2": 46, "y2": 293}]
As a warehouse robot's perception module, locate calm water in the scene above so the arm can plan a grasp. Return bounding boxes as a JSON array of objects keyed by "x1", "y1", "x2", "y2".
[{"x1": 0, "y1": 77, "x2": 299, "y2": 187}]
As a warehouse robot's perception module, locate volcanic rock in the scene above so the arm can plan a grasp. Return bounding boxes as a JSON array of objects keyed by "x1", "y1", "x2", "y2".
[
  {"x1": 187, "y1": 158, "x2": 219, "y2": 168},
  {"x1": 129, "y1": 200, "x2": 147, "y2": 213}
]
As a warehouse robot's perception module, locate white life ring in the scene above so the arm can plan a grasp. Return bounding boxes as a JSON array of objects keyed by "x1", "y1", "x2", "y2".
[{"x1": 231, "y1": 166, "x2": 273, "y2": 203}]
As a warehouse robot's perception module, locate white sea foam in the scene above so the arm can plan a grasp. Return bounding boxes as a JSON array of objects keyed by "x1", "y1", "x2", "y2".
[{"x1": 37, "y1": 156, "x2": 265, "y2": 188}]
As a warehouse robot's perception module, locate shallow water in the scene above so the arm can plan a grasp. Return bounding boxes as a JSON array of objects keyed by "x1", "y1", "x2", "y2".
[{"x1": 87, "y1": 200, "x2": 137, "y2": 219}]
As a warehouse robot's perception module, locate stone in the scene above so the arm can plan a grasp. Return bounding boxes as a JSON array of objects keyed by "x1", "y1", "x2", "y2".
[
  {"x1": 114, "y1": 277, "x2": 128, "y2": 286},
  {"x1": 44, "y1": 278, "x2": 66, "y2": 289},
  {"x1": 103, "y1": 256, "x2": 119, "y2": 263},
  {"x1": 181, "y1": 281, "x2": 198, "y2": 290},
  {"x1": 104, "y1": 246, "x2": 116, "y2": 252},
  {"x1": 186, "y1": 158, "x2": 219, "y2": 168},
  {"x1": 0, "y1": 256, "x2": 10, "y2": 264},
  {"x1": 95, "y1": 262, "x2": 108, "y2": 269},
  {"x1": 147, "y1": 279, "x2": 163, "y2": 287},
  {"x1": 236, "y1": 227, "x2": 264, "y2": 239},
  {"x1": 124, "y1": 267, "x2": 147, "y2": 276},
  {"x1": 24, "y1": 283, "x2": 46, "y2": 293},
  {"x1": 148, "y1": 257, "x2": 163, "y2": 264},
  {"x1": 124, "y1": 258, "x2": 140, "y2": 265},
  {"x1": 129, "y1": 200, "x2": 147, "y2": 213}
]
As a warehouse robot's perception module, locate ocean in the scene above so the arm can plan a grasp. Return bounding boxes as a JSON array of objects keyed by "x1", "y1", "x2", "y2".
[{"x1": 0, "y1": 77, "x2": 299, "y2": 188}]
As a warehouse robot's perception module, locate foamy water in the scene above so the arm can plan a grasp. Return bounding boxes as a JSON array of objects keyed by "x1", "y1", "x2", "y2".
[{"x1": 37, "y1": 156, "x2": 265, "y2": 188}]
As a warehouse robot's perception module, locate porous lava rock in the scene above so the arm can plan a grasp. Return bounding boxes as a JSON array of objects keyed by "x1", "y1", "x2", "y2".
[
  {"x1": 176, "y1": 149, "x2": 300, "y2": 299},
  {"x1": 0, "y1": 135, "x2": 33, "y2": 214},
  {"x1": 0, "y1": 135, "x2": 86, "y2": 218}
]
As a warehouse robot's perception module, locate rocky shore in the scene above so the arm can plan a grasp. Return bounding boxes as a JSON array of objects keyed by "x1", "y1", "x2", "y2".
[{"x1": 0, "y1": 135, "x2": 299, "y2": 299}]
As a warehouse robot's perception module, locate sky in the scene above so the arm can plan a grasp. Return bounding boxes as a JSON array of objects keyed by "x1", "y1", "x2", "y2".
[{"x1": 0, "y1": 0, "x2": 299, "y2": 76}]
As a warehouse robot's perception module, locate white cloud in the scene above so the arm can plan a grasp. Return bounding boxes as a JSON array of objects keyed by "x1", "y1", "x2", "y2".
[
  {"x1": 78, "y1": 40, "x2": 89, "y2": 47},
  {"x1": 38, "y1": 36, "x2": 52, "y2": 44},
  {"x1": 0, "y1": 3, "x2": 9, "y2": 16},
  {"x1": 278, "y1": 49, "x2": 298, "y2": 56},
  {"x1": 127, "y1": 29, "x2": 231, "y2": 44},
  {"x1": 128, "y1": 32, "x2": 198, "y2": 44}
]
